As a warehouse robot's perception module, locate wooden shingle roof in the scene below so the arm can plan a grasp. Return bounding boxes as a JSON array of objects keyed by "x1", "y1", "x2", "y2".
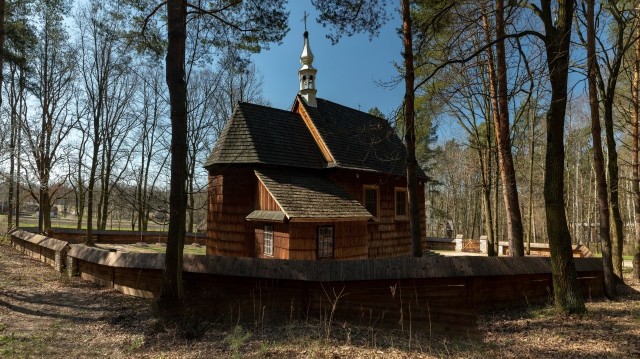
[
  {"x1": 254, "y1": 168, "x2": 372, "y2": 221},
  {"x1": 299, "y1": 97, "x2": 428, "y2": 178},
  {"x1": 205, "y1": 97, "x2": 427, "y2": 179},
  {"x1": 204, "y1": 102, "x2": 325, "y2": 169}
]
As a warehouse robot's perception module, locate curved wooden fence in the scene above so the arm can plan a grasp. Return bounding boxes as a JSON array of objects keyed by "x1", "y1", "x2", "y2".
[
  {"x1": 18, "y1": 227, "x2": 206, "y2": 245},
  {"x1": 8, "y1": 228, "x2": 604, "y2": 337}
]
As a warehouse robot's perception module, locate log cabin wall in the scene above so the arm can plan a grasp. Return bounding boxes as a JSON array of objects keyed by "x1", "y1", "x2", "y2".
[
  {"x1": 207, "y1": 168, "x2": 257, "y2": 257},
  {"x1": 288, "y1": 221, "x2": 368, "y2": 260},
  {"x1": 329, "y1": 169, "x2": 427, "y2": 258},
  {"x1": 254, "y1": 223, "x2": 290, "y2": 259}
]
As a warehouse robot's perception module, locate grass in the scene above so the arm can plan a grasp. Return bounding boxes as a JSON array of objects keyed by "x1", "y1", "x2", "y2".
[
  {"x1": 224, "y1": 325, "x2": 252, "y2": 359},
  {"x1": 592, "y1": 253, "x2": 635, "y2": 260},
  {"x1": 0, "y1": 214, "x2": 168, "y2": 232},
  {"x1": 95, "y1": 243, "x2": 207, "y2": 255}
]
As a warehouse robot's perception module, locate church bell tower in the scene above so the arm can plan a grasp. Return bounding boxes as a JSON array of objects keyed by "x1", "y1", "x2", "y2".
[{"x1": 298, "y1": 30, "x2": 317, "y2": 107}]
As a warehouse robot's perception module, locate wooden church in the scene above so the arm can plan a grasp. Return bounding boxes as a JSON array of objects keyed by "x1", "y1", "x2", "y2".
[{"x1": 204, "y1": 31, "x2": 428, "y2": 260}]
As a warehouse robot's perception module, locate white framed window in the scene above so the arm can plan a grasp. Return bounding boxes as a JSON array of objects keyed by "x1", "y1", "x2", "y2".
[
  {"x1": 264, "y1": 224, "x2": 274, "y2": 256},
  {"x1": 317, "y1": 226, "x2": 334, "y2": 258}
]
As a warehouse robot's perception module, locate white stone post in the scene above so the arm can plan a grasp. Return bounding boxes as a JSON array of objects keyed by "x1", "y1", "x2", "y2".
[
  {"x1": 479, "y1": 235, "x2": 488, "y2": 254},
  {"x1": 455, "y1": 234, "x2": 463, "y2": 252}
]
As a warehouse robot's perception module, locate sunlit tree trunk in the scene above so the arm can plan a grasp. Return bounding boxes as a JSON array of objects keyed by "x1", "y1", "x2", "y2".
[
  {"x1": 540, "y1": 0, "x2": 585, "y2": 313},
  {"x1": 586, "y1": 0, "x2": 616, "y2": 297},
  {"x1": 494, "y1": 0, "x2": 524, "y2": 256}
]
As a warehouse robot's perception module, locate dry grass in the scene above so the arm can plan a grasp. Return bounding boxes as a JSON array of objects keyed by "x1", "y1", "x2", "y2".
[
  {"x1": 95, "y1": 242, "x2": 207, "y2": 255},
  {"x1": 1, "y1": 235, "x2": 639, "y2": 358}
]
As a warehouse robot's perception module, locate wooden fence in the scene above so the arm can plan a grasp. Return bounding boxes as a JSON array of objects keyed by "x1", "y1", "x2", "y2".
[
  {"x1": 9, "y1": 229, "x2": 604, "y2": 337},
  {"x1": 9, "y1": 229, "x2": 70, "y2": 272},
  {"x1": 426, "y1": 236, "x2": 593, "y2": 258},
  {"x1": 19, "y1": 227, "x2": 206, "y2": 245}
]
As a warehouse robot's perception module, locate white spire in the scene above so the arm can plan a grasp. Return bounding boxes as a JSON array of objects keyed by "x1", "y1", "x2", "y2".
[{"x1": 298, "y1": 30, "x2": 317, "y2": 107}]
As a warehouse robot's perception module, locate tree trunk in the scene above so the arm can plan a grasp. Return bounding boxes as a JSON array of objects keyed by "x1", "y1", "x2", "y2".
[
  {"x1": 159, "y1": 0, "x2": 188, "y2": 311},
  {"x1": 586, "y1": 0, "x2": 616, "y2": 298},
  {"x1": 99, "y1": 154, "x2": 112, "y2": 230},
  {"x1": 86, "y1": 111, "x2": 100, "y2": 245},
  {"x1": 8, "y1": 64, "x2": 16, "y2": 231},
  {"x1": 479, "y1": 3, "x2": 496, "y2": 256},
  {"x1": 603, "y1": 98, "x2": 624, "y2": 281},
  {"x1": 527, "y1": 104, "x2": 535, "y2": 255},
  {"x1": 402, "y1": 0, "x2": 423, "y2": 257},
  {"x1": 40, "y1": 186, "x2": 51, "y2": 233},
  {"x1": 0, "y1": 0, "x2": 4, "y2": 117},
  {"x1": 76, "y1": 168, "x2": 84, "y2": 229},
  {"x1": 494, "y1": 151, "x2": 500, "y2": 253},
  {"x1": 632, "y1": 14, "x2": 640, "y2": 281},
  {"x1": 541, "y1": 0, "x2": 585, "y2": 313},
  {"x1": 494, "y1": 0, "x2": 524, "y2": 256}
]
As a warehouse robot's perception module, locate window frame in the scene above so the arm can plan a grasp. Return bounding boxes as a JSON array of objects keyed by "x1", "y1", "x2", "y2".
[
  {"x1": 394, "y1": 187, "x2": 408, "y2": 220},
  {"x1": 317, "y1": 225, "x2": 335, "y2": 259},
  {"x1": 363, "y1": 185, "x2": 380, "y2": 219},
  {"x1": 263, "y1": 224, "x2": 274, "y2": 257}
]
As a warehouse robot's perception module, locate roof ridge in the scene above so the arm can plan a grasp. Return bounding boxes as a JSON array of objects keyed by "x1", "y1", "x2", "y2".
[{"x1": 238, "y1": 101, "x2": 296, "y2": 114}]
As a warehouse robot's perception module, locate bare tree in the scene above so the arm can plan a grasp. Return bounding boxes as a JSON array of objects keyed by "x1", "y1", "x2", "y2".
[
  {"x1": 22, "y1": 0, "x2": 76, "y2": 233},
  {"x1": 584, "y1": 0, "x2": 616, "y2": 298},
  {"x1": 76, "y1": 1, "x2": 132, "y2": 243}
]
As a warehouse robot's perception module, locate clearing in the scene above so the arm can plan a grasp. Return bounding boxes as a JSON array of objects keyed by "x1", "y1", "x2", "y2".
[{"x1": 1, "y1": 239, "x2": 640, "y2": 358}]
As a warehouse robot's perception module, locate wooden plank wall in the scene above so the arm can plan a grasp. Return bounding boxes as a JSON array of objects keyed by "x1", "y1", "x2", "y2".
[
  {"x1": 425, "y1": 237, "x2": 456, "y2": 251},
  {"x1": 207, "y1": 168, "x2": 257, "y2": 257},
  {"x1": 288, "y1": 221, "x2": 368, "y2": 260},
  {"x1": 7, "y1": 238, "x2": 603, "y2": 337},
  {"x1": 330, "y1": 170, "x2": 427, "y2": 258},
  {"x1": 256, "y1": 181, "x2": 279, "y2": 211},
  {"x1": 10, "y1": 230, "x2": 68, "y2": 272},
  {"x1": 64, "y1": 254, "x2": 604, "y2": 337},
  {"x1": 254, "y1": 223, "x2": 290, "y2": 259}
]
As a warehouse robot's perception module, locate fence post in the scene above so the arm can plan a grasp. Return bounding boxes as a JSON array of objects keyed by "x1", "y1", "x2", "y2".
[
  {"x1": 66, "y1": 255, "x2": 78, "y2": 277},
  {"x1": 55, "y1": 251, "x2": 64, "y2": 273},
  {"x1": 479, "y1": 235, "x2": 488, "y2": 254},
  {"x1": 455, "y1": 234, "x2": 463, "y2": 252}
]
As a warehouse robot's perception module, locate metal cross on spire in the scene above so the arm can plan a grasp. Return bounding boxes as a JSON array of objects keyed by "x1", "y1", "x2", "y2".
[{"x1": 302, "y1": 11, "x2": 309, "y2": 31}]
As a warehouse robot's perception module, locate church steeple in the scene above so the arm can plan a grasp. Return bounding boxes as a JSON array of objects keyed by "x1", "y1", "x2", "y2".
[{"x1": 298, "y1": 29, "x2": 317, "y2": 107}]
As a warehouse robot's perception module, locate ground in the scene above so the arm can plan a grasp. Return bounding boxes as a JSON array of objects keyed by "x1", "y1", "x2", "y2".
[{"x1": 1, "y1": 239, "x2": 640, "y2": 358}]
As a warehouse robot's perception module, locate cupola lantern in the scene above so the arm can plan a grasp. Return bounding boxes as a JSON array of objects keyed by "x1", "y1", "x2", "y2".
[{"x1": 298, "y1": 30, "x2": 317, "y2": 107}]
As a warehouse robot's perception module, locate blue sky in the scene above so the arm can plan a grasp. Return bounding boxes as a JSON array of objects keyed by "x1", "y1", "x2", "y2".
[{"x1": 252, "y1": 1, "x2": 405, "y2": 117}]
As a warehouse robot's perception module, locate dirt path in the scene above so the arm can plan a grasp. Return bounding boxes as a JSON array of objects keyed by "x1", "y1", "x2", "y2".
[
  {"x1": 0, "y1": 240, "x2": 154, "y2": 357},
  {"x1": 2, "y1": 238, "x2": 640, "y2": 358}
]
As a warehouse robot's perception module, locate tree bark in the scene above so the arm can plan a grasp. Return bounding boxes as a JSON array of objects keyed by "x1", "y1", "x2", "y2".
[
  {"x1": 586, "y1": 0, "x2": 616, "y2": 298},
  {"x1": 159, "y1": 0, "x2": 188, "y2": 311},
  {"x1": 8, "y1": 63, "x2": 16, "y2": 231},
  {"x1": 494, "y1": 0, "x2": 524, "y2": 256},
  {"x1": 633, "y1": 13, "x2": 640, "y2": 281},
  {"x1": 603, "y1": 97, "x2": 624, "y2": 280},
  {"x1": 540, "y1": 0, "x2": 585, "y2": 313},
  {"x1": 527, "y1": 103, "x2": 535, "y2": 255},
  {"x1": 402, "y1": 0, "x2": 423, "y2": 257}
]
